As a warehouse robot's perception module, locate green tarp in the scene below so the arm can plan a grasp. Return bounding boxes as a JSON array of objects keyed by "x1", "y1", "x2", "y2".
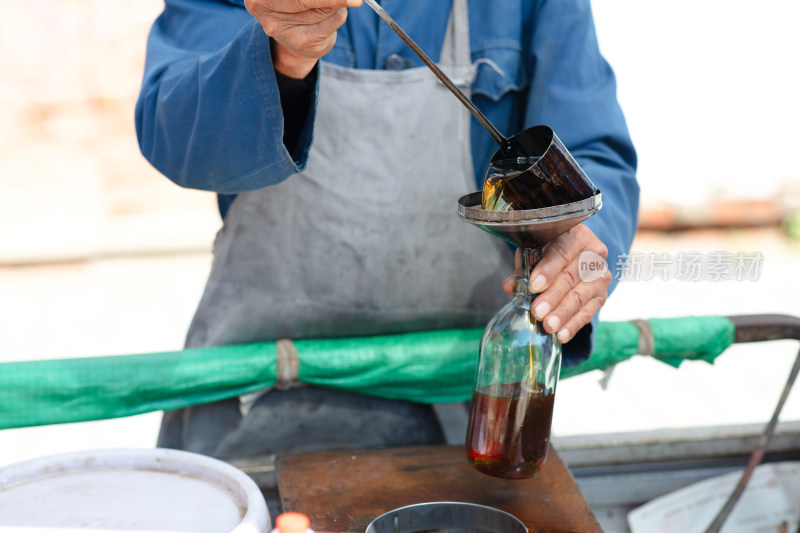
[
  {"x1": 0, "y1": 316, "x2": 735, "y2": 430},
  {"x1": 561, "y1": 315, "x2": 735, "y2": 378}
]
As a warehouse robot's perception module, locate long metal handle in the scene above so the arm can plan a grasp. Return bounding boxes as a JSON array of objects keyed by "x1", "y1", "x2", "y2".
[
  {"x1": 361, "y1": 0, "x2": 506, "y2": 146},
  {"x1": 703, "y1": 314, "x2": 800, "y2": 533}
]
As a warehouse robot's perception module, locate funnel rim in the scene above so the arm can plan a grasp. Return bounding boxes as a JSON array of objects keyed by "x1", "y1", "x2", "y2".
[{"x1": 458, "y1": 191, "x2": 602, "y2": 227}]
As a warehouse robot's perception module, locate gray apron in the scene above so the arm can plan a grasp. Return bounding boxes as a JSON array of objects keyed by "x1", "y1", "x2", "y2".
[{"x1": 158, "y1": 0, "x2": 513, "y2": 460}]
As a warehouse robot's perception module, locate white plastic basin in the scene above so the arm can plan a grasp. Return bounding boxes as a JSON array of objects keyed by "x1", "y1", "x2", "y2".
[{"x1": 0, "y1": 448, "x2": 270, "y2": 533}]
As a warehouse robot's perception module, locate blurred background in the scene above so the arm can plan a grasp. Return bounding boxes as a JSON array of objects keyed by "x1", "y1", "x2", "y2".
[{"x1": 1, "y1": 0, "x2": 799, "y2": 467}]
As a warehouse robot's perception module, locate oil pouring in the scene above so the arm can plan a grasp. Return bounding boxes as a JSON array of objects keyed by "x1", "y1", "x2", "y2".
[{"x1": 459, "y1": 128, "x2": 601, "y2": 479}]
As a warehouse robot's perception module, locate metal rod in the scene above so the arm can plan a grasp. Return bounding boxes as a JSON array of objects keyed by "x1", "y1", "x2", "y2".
[
  {"x1": 703, "y1": 315, "x2": 800, "y2": 533},
  {"x1": 361, "y1": 0, "x2": 507, "y2": 147}
]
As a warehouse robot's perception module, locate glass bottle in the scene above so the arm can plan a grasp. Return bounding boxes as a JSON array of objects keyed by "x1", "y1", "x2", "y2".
[{"x1": 465, "y1": 247, "x2": 562, "y2": 479}]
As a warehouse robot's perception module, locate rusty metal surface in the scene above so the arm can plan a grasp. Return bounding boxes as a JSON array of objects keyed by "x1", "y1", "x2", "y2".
[
  {"x1": 728, "y1": 314, "x2": 800, "y2": 343},
  {"x1": 276, "y1": 445, "x2": 603, "y2": 533}
]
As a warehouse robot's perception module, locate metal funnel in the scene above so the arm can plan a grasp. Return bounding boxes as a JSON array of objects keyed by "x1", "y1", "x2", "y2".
[{"x1": 458, "y1": 191, "x2": 603, "y2": 250}]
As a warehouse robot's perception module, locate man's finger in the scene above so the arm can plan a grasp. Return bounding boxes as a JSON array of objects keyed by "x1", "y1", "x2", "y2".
[
  {"x1": 501, "y1": 274, "x2": 516, "y2": 296},
  {"x1": 264, "y1": 6, "x2": 343, "y2": 35},
  {"x1": 273, "y1": 0, "x2": 359, "y2": 12},
  {"x1": 528, "y1": 225, "x2": 593, "y2": 293},
  {"x1": 501, "y1": 248, "x2": 522, "y2": 296},
  {"x1": 532, "y1": 258, "x2": 582, "y2": 320},
  {"x1": 539, "y1": 270, "x2": 610, "y2": 331},
  {"x1": 554, "y1": 279, "x2": 610, "y2": 343}
]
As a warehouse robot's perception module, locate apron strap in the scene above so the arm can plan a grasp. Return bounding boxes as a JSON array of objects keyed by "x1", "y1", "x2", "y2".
[{"x1": 441, "y1": 0, "x2": 474, "y2": 87}]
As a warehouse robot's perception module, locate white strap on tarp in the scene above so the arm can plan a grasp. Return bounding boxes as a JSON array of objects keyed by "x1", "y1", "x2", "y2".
[
  {"x1": 632, "y1": 319, "x2": 656, "y2": 356},
  {"x1": 239, "y1": 338, "x2": 302, "y2": 417}
]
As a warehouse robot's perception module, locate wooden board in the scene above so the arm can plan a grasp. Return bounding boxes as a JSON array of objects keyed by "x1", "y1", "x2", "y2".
[{"x1": 276, "y1": 445, "x2": 603, "y2": 533}]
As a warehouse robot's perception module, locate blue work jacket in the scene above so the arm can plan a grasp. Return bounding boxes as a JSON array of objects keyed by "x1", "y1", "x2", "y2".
[{"x1": 135, "y1": 0, "x2": 640, "y2": 363}]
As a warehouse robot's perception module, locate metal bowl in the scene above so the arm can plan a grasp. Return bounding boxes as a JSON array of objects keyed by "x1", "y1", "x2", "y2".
[{"x1": 364, "y1": 502, "x2": 527, "y2": 533}]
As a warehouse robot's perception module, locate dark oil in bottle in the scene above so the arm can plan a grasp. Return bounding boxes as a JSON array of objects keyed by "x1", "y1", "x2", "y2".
[{"x1": 465, "y1": 384, "x2": 555, "y2": 479}]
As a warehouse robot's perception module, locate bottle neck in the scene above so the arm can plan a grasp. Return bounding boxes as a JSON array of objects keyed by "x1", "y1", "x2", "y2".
[{"x1": 514, "y1": 247, "x2": 542, "y2": 297}]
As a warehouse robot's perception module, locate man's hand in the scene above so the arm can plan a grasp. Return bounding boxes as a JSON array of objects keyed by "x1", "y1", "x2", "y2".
[
  {"x1": 502, "y1": 224, "x2": 611, "y2": 343},
  {"x1": 246, "y1": 0, "x2": 363, "y2": 79}
]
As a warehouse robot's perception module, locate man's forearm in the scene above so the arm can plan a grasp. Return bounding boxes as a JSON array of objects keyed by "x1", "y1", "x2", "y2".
[{"x1": 136, "y1": 10, "x2": 317, "y2": 194}]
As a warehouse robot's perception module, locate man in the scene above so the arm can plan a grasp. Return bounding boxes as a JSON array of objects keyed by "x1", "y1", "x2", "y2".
[{"x1": 136, "y1": 0, "x2": 639, "y2": 459}]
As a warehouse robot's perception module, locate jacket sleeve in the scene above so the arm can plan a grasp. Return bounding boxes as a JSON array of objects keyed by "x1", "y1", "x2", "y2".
[
  {"x1": 135, "y1": 0, "x2": 317, "y2": 194},
  {"x1": 525, "y1": 0, "x2": 640, "y2": 364}
]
